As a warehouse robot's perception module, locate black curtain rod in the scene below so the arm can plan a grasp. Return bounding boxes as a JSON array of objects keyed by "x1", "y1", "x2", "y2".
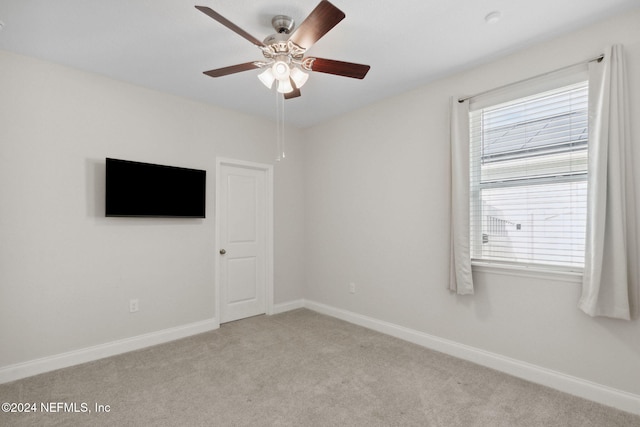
[{"x1": 458, "y1": 53, "x2": 604, "y2": 103}]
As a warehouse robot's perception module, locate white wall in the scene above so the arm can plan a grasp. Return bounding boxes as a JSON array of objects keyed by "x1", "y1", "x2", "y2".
[
  {"x1": 303, "y1": 8, "x2": 640, "y2": 397},
  {"x1": 1, "y1": 6, "x2": 639, "y2": 410},
  {"x1": 0, "y1": 50, "x2": 305, "y2": 368}
]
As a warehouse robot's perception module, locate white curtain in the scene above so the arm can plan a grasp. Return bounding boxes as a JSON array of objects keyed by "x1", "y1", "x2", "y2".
[
  {"x1": 579, "y1": 45, "x2": 638, "y2": 320},
  {"x1": 449, "y1": 97, "x2": 474, "y2": 294}
]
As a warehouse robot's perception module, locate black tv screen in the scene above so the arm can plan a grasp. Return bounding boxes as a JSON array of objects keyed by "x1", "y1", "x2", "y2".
[{"x1": 105, "y1": 158, "x2": 206, "y2": 218}]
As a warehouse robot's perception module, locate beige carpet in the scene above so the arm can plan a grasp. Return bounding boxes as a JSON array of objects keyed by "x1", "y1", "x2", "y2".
[{"x1": 1, "y1": 309, "x2": 637, "y2": 426}]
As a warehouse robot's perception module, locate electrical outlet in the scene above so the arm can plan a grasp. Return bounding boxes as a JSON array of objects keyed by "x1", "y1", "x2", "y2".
[
  {"x1": 129, "y1": 299, "x2": 139, "y2": 313},
  {"x1": 349, "y1": 282, "x2": 356, "y2": 294}
]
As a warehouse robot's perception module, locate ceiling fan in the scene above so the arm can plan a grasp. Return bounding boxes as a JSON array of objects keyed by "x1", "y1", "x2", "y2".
[{"x1": 195, "y1": 0, "x2": 371, "y2": 99}]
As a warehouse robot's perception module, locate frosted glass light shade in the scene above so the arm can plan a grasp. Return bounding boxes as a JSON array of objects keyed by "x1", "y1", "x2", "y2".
[
  {"x1": 276, "y1": 79, "x2": 294, "y2": 94},
  {"x1": 290, "y1": 67, "x2": 309, "y2": 89},
  {"x1": 258, "y1": 68, "x2": 276, "y2": 89},
  {"x1": 272, "y1": 61, "x2": 290, "y2": 81}
]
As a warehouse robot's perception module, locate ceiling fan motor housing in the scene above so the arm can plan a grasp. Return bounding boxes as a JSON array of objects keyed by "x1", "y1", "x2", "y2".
[
  {"x1": 261, "y1": 30, "x2": 306, "y2": 63},
  {"x1": 263, "y1": 14, "x2": 298, "y2": 52},
  {"x1": 263, "y1": 32, "x2": 289, "y2": 47}
]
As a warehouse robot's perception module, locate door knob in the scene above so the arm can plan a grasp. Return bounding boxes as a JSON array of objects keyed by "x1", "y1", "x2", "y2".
[{"x1": 219, "y1": 249, "x2": 226, "y2": 255}]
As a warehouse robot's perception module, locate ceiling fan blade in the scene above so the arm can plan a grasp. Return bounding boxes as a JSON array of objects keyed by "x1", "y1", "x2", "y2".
[
  {"x1": 305, "y1": 58, "x2": 370, "y2": 79},
  {"x1": 195, "y1": 6, "x2": 265, "y2": 47},
  {"x1": 288, "y1": 1, "x2": 345, "y2": 50},
  {"x1": 284, "y1": 79, "x2": 302, "y2": 99},
  {"x1": 284, "y1": 89, "x2": 301, "y2": 100},
  {"x1": 203, "y1": 62, "x2": 260, "y2": 78}
]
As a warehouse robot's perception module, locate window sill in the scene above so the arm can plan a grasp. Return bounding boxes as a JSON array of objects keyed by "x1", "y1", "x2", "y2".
[{"x1": 471, "y1": 261, "x2": 583, "y2": 284}]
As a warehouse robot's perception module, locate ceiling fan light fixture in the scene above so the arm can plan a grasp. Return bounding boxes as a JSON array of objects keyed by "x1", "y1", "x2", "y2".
[
  {"x1": 272, "y1": 57, "x2": 291, "y2": 81},
  {"x1": 276, "y1": 79, "x2": 294, "y2": 94},
  {"x1": 290, "y1": 67, "x2": 309, "y2": 89},
  {"x1": 258, "y1": 68, "x2": 276, "y2": 89}
]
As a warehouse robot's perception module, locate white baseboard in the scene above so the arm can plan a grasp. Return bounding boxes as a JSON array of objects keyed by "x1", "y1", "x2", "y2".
[
  {"x1": 0, "y1": 318, "x2": 218, "y2": 385},
  {"x1": 3, "y1": 299, "x2": 638, "y2": 416},
  {"x1": 272, "y1": 299, "x2": 305, "y2": 314},
  {"x1": 0, "y1": 299, "x2": 308, "y2": 385},
  {"x1": 304, "y1": 300, "x2": 640, "y2": 416}
]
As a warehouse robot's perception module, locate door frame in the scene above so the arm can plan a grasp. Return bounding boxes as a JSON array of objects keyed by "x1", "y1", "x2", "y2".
[{"x1": 215, "y1": 157, "x2": 274, "y2": 326}]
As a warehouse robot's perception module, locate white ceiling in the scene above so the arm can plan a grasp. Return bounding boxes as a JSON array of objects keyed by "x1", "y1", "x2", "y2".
[{"x1": 1, "y1": 0, "x2": 638, "y2": 128}]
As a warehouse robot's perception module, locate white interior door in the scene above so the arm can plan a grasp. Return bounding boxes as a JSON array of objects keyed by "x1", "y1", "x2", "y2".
[{"x1": 216, "y1": 159, "x2": 273, "y2": 323}]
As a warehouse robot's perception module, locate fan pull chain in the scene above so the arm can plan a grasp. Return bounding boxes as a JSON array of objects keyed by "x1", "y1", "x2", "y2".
[{"x1": 275, "y1": 90, "x2": 286, "y2": 161}]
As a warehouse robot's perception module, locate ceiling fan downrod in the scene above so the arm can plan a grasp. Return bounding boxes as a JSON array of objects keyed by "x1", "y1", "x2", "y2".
[{"x1": 271, "y1": 15, "x2": 295, "y2": 34}]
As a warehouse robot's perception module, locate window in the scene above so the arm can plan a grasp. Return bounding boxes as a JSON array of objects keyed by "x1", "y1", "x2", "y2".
[{"x1": 469, "y1": 81, "x2": 588, "y2": 271}]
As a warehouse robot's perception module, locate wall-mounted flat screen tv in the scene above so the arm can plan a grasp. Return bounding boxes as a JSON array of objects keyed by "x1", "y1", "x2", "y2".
[{"x1": 105, "y1": 158, "x2": 206, "y2": 218}]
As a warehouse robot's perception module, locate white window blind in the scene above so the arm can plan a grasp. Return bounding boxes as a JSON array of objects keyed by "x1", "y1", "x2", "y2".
[{"x1": 469, "y1": 81, "x2": 588, "y2": 270}]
